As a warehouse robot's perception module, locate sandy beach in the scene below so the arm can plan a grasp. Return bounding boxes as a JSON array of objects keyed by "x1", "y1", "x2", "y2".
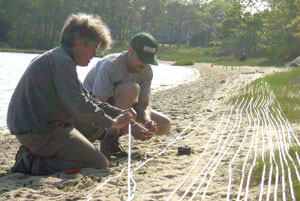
[{"x1": 0, "y1": 63, "x2": 294, "y2": 201}]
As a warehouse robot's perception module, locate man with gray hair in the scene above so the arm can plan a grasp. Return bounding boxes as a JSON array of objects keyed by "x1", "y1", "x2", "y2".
[{"x1": 7, "y1": 13, "x2": 135, "y2": 175}]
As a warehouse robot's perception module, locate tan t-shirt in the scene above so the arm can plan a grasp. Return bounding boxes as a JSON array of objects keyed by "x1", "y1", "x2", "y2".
[{"x1": 83, "y1": 51, "x2": 153, "y2": 98}]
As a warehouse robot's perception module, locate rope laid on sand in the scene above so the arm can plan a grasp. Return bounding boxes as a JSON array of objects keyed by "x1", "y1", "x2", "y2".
[
  {"x1": 87, "y1": 167, "x2": 127, "y2": 201},
  {"x1": 167, "y1": 75, "x2": 250, "y2": 201},
  {"x1": 166, "y1": 102, "x2": 233, "y2": 201},
  {"x1": 127, "y1": 123, "x2": 136, "y2": 201},
  {"x1": 189, "y1": 101, "x2": 245, "y2": 200},
  {"x1": 227, "y1": 97, "x2": 252, "y2": 200},
  {"x1": 86, "y1": 72, "x2": 260, "y2": 201},
  {"x1": 167, "y1": 75, "x2": 299, "y2": 201}
]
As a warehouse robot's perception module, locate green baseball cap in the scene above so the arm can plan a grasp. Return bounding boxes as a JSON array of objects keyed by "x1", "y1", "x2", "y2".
[{"x1": 130, "y1": 32, "x2": 158, "y2": 65}]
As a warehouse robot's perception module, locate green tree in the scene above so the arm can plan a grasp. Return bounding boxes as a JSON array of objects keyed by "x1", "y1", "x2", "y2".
[
  {"x1": 192, "y1": 0, "x2": 230, "y2": 47},
  {"x1": 261, "y1": 0, "x2": 300, "y2": 63},
  {"x1": 165, "y1": 1, "x2": 187, "y2": 46},
  {"x1": 0, "y1": 0, "x2": 10, "y2": 45},
  {"x1": 215, "y1": 1, "x2": 244, "y2": 56}
]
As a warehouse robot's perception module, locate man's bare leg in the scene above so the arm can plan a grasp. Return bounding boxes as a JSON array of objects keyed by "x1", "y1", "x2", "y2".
[
  {"x1": 113, "y1": 82, "x2": 170, "y2": 136},
  {"x1": 113, "y1": 82, "x2": 140, "y2": 109},
  {"x1": 101, "y1": 82, "x2": 171, "y2": 158},
  {"x1": 150, "y1": 109, "x2": 171, "y2": 135},
  {"x1": 101, "y1": 82, "x2": 139, "y2": 158}
]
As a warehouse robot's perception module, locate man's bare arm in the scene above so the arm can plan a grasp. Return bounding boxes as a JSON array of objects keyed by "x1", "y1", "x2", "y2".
[{"x1": 135, "y1": 96, "x2": 151, "y2": 123}]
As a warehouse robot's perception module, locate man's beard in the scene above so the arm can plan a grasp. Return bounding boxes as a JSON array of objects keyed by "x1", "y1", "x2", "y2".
[{"x1": 130, "y1": 65, "x2": 145, "y2": 73}]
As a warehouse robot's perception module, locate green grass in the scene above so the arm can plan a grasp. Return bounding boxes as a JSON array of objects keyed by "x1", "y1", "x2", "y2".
[
  {"x1": 230, "y1": 67, "x2": 300, "y2": 200},
  {"x1": 231, "y1": 67, "x2": 300, "y2": 124},
  {"x1": 172, "y1": 58, "x2": 195, "y2": 66},
  {"x1": 263, "y1": 68, "x2": 300, "y2": 124},
  {"x1": 157, "y1": 45, "x2": 279, "y2": 66},
  {"x1": 251, "y1": 146, "x2": 300, "y2": 200},
  {"x1": 252, "y1": 69, "x2": 300, "y2": 199},
  {"x1": 229, "y1": 79, "x2": 272, "y2": 108}
]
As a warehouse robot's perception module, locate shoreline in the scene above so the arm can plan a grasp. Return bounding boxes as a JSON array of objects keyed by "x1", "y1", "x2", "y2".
[{"x1": 152, "y1": 61, "x2": 200, "y2": 94}]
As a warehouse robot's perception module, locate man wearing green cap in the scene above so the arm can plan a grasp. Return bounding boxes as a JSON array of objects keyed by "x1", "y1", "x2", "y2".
[{"x1": 83, "y1": 32, "x2": 171, "y2": 158}]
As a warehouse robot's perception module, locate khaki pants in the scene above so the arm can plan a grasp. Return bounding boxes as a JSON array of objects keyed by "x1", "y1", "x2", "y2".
[{"x1": 16, "y1": 121, "x2": 107, "y2": 175}]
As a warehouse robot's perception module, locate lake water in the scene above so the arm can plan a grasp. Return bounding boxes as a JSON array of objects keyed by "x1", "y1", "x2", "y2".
[{"x1": 0, "y1": 52, "x2": 197, "y2": 127}]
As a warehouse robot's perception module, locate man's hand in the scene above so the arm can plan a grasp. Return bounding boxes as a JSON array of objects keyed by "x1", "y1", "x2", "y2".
[
  {"x1": 132, "y1": 129, "x2": 154, "y2": 141},
  {"x1": 144, "y1": 120, "x2": 157, "y2": 133},
  {"x1": 131, "y1": 121, "x2": 156, "y2": 141},
  {"x1": 110, "y1": 108, "x2": 136, "y2": 130}
]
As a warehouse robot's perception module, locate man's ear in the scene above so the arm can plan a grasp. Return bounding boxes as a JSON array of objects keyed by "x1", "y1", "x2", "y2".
[
  {"x1": 128, "y1": 45, "x2": 133, "y2": 53},
  {"x1": 74, "y1": 39, "x2": 84, "y2": 48},
  {"x1": 128, "y1": 45, "x2": 135, "y2": 58}
]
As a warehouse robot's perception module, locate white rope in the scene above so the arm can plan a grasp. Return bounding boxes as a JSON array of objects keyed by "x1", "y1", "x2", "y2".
[
  {"x1": 275, "y1": 108, "x2": 300, "y2": 181},
  {"x1": 258, "y1": 99, "x2": 266, "y2": 201},
  {"x1": 199, "y1": 97, "x2": 248, "y2": 200},
  {"x1": 262, "y1": 108, "x2": 275, "y2": 201},
  {"x1": 265, "y1": 107, "x2": 279, "y2": 201},
  {"x1": 86, "y1": 73, "x2": 256, "y2": 200},
  {"x1": 127, "y1": 123, "x2": 137, "y2": 201},
  {"x1": 190, "y1": 91, "x2": 251, "y2": 200},
  {"x1": 168, "y1": 71, "x2": 248, "y2": 201},
  {"x1": 166, "y1": 102, "x2": 233, "y2": 201},
  {"x1": 86, "y1": 167, "x2": 127, "y2": 201},
  {"x1": 244, "y1": 105, "x2": 260, "y2": 201},
  {"x1": 133, "y1": 74, "x2": 238, "y2": 174},
  {"x1": 176, "y1": 100, "x2": 239, "y2": 201},
  {"x1": 172, "y1": 74, "x2": 250, "y2": 200},
  {"x1": 236, "y1": 87, "x2": 259, "y2": 200},
  {"x1": 284, "y1": 116, "x2": 300, "y2": 147},
  {"x1": 262, "y1": 82, "x2": 279, "y2": 201},
  {"x1": 86, "y1": 107, "x2": 211, "y2": 200},
  {"x1": 227, "y1": 97, "x2": 253, "y2": 201},
  {"x1": 128, "y1": 123, "x2": 131, "y2": 200},
  {"x1": 269, "y1": 110, "x2": 287, "y2": 201},
  {"x1": 273, "y1": 108, "x2": 296, "y2": 200}
]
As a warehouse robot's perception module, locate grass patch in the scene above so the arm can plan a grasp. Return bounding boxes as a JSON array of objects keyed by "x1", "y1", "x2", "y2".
[
  {"x1": 173, "y1": 58, "x2": 195, "y2": 66},
  {"x1": 263, "y1": 68, "x2": 300, "y2": 124},
  {"x1": 229, "y1": 79, "x2": 274, "y2": 108},
  {"x1": 230, "y1": 67, "x2": 300, "y2": 124},
  {"x1": 157, "y1": 45, "x2": 280, "y2": 66},
  {"x1": 250, "y1": 146, "x2": 300, "y2": 200},
  {"x1": 230, "y1": 68, "x2": 300, "y2": 199}
]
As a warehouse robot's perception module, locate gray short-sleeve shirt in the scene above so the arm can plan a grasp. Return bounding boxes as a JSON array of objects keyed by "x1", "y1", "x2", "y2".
[{"x1": 83, "y1": 51, "x2": 153, "y2": 98}]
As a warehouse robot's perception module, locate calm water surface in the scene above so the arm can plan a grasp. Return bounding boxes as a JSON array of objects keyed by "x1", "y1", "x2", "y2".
[{"x1": 0, "y1": 52, "x2": 196, "y2": 127}]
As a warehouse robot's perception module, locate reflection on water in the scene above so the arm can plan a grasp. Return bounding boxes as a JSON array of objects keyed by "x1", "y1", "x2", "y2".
[{"x1": 0, "y1": 52, "x2": 197, "y2": 127}]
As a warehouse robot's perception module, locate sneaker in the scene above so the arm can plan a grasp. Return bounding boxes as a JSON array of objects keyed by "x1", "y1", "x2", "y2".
[
  {"x1": 11, "y1": 146, "x2": 33, "y2": 174},
  {"x1": 100, "y1": 131, "x2": 128, "y2": 159}
]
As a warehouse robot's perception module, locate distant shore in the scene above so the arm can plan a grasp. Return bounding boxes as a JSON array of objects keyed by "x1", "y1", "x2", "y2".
[{"x1": 0, "y1": 47, "x2": 45, "y2": 54}]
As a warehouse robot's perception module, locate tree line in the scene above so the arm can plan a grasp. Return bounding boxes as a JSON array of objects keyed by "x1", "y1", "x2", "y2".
[{"x1": 0, "y1": 0, "x2": 299, "y2": 64}]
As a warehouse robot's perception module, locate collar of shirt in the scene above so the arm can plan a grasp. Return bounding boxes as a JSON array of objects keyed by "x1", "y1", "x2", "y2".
[{"x1": 61, "y1": 44, "x2": 75, "y2": 62}]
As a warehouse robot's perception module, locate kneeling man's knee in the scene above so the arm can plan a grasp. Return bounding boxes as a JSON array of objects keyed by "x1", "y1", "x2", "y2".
[
  {"x1": 127, "y1": 82, "x2": 140, "y2": 97},
  {"x1": 156, "y1": 117, "x2": 171, "y2": 136},
  {"x1": 115, "y1": 82, "x2": 140, "y2": 98},
  {"x1": 95, "y1": 151, "x2": 109, "y2": 169}
]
